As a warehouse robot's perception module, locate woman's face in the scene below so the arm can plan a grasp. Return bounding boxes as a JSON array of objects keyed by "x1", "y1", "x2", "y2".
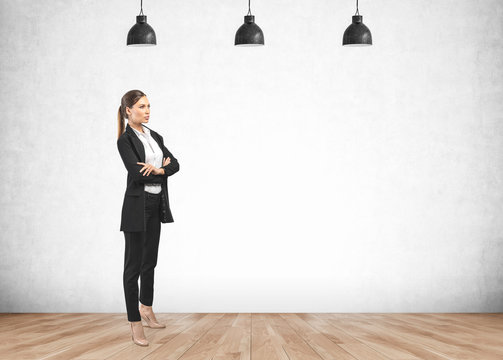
[{"x1": 126, "y1": 96, "x2": 150, "y2": 125}]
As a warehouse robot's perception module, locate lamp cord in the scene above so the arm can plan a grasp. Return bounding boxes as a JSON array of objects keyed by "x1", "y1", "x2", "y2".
[
  {"x1": 355, "y1": 0, "x2": 360, "y2": 15},
  {"x1": 139, "y1": 0, "x2": 144, "y2": 16},
  {"x1": 247, "y1": 0, "x2": 252, "y2": 16}
]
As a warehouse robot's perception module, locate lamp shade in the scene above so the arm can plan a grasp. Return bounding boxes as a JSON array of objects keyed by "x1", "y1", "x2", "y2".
[
  {"x1": 235, "y1": 15, "x2": 264, "y2": 46},
  {"x1": 343, "y1": 15, "x2": 372, "y2": 46},
  {"x1": 127, "y1": 15, "x2": 156, "y2": 46}
]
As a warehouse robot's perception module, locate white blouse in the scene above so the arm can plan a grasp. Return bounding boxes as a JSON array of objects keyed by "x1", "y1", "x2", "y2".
[{"x1": 131, "y1": 125, "x2": 163, "y2": 194}]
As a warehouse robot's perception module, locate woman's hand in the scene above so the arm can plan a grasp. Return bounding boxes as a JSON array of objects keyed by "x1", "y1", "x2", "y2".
[
  {"x1": 137, "y1": 162, "x2": 162, "y2": 176},
  {"x1": 137, "y1": 157, "x2": 171, "y2": 176}
]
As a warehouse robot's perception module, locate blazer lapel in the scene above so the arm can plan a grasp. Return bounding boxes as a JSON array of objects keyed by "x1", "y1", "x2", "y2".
[
  {"x1": 145, "y1": 125, "x2": 163, "y2": 151},
  {"x1": 125, "y1": 124, "x2": 146, "y2": 162},
  {"x1": 142, "y1": 124, "x2": 164, "y2": 154}
]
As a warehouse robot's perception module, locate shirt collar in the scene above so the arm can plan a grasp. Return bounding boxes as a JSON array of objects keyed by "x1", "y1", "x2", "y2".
[{"x1": 131, "y1": 124, "x2": 150, "y2": 137}]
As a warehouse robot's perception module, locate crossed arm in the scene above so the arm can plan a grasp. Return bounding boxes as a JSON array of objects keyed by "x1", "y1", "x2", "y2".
[
  {"x1": 158, "y1": 136, "x2": 180, "y2": 177},
  {"x1": 117, "y1": 136, "x2": 180, "y2": 184}
]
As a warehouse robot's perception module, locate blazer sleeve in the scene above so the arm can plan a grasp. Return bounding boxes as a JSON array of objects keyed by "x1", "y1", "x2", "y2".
[
  {"x1": 159, "y1": 135, "x2": 180, "y2": 177},
  {"x1": 117, "y1": 136, "x2": 164, "y2": 184}
]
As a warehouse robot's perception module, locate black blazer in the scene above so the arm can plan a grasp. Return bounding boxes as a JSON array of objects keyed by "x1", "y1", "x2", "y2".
[{"x1": 117, "y1": 123, "x2": 180, "y2": 232}]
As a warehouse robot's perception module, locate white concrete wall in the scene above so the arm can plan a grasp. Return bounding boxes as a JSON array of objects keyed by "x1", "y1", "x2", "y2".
[{"x1": 1, "y1": 0, "x2": 502, "y2": 313}]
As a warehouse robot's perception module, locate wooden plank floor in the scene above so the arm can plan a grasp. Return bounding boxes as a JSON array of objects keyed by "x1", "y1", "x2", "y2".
[{"x1": 0, "y1": 313, "x2": 502, "y2": 359}]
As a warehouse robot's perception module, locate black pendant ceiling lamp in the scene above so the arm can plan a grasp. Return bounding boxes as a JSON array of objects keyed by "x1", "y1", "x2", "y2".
[
  {"x1": 343, "y1": 0, "x2": 372, "y2": 46},
  {"x1": 127, "y1": 0, "x2": 156, "y2": 46},
  {"x1": 235, "y1": 0, "x2": 264, "y2": 46}
]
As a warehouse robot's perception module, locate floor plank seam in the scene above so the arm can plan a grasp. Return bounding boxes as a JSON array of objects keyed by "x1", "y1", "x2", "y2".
[
  {"x1": 281, "y1": 344, "x2": 292, "y2": 360},
  {"x1": 279, "y1": 313, "x2": 347, "y2": 360},
  {"x1": 315, "y1": 314, "x2": 394, "y2": 360},
  {"x1": 149, "y1": 313, "x2": 225, "y2": 360}
]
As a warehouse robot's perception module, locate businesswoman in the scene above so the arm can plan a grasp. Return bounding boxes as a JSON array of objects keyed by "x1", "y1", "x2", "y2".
[{"x1": 116, "y1": 89, "x2": 180, "y2": 346}]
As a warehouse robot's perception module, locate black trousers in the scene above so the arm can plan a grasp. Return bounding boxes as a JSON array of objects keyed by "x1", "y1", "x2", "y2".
[{"x1": 123, "y1": 191, "x2": 161, "y2": 322}]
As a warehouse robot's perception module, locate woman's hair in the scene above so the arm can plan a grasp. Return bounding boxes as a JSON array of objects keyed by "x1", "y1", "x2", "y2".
[{"x1": 117, "y1": 89, "x2": 147, "y2": 139}]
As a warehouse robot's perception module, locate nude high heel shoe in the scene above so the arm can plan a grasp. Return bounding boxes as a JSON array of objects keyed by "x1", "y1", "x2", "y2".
[
  {"x1": 139, "y1": 305, "x2": 166, "y2": 328},
  {"x1": 130, "y1": 321, "x2": 149, "y2": 346}
]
